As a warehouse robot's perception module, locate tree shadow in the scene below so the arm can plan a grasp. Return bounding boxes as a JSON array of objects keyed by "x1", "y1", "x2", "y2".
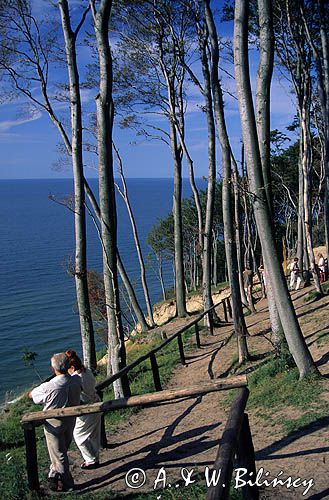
[
  {"x1": 75, "y1": 396, "x2": 222, "y2": 492},
  {"x1": 255, "y1": 415, "x2": 329, "y2": 461}
]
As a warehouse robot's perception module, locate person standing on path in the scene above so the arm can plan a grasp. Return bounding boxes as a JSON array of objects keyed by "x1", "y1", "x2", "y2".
[
  {"x1": 243, "y1": 266, "x2": 255, "y2": 311},
  {"x1": 318, "y1": 253, "x2": 326, "y2": 284},
  {"x1": 289, "y1": 257, "x2": 302, "y2": 291},
  {"x1": 29, "y1": 352, "x2": 81, "y2": 492},
  {"x1": 66, "y1": 350, "x2": 101, "y2": 470}
]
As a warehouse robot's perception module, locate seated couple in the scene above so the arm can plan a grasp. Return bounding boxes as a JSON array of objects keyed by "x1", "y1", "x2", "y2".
[{"x1": 29, "y1": 350, "x2": 101, "y2": 492}]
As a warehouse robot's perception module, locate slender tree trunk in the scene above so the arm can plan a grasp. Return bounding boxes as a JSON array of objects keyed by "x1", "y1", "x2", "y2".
[
  {"x1": 205, "y1": 0, "x2": 249, "y2": 362},
  {"x1": 255, "y1": 0, "x2": 284, "y2": 346},
  {"x1": 231, "y1": 155, "x2": 248, "y2": 306},
  {"x1": 198, "y1": 33, "x2": 217, "y2": 318},
  {"x1": 234, "y1": 0, "x2": 318, "y2": 378},
  {"x1": 84, "y1": 178, "x2": 150, "y2": 332},
  {"x1": 170, "y1": 121, "x2": 187, "y2": 317},
  {"x1": 92, "y1": 0, "x2": 130, "y2": 398},
  {"x1": 58, "y1": 0, "x2": 96, "y2": 370},
  {"x1": 114, "y1": 147, "x2": 155, "y2": 325},
  {"x1": 301, "y1": 92, "x2": 322, "y2": 293}
]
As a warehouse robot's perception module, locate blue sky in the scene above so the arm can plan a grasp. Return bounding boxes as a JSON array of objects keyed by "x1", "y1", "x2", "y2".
[{"x1": 0, "y1": 1, "x2": 298, "y2": 180}]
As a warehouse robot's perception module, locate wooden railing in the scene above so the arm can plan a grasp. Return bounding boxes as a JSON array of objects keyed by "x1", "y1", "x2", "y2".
[
  {"x1": 206, "y1": 387, "x2": 259, "y2": 500},
  {"x1": 21, "y1": 295, "x2": 234, "y2": 492}
]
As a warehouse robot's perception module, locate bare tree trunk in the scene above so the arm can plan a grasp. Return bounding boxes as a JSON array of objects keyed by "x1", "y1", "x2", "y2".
[
  {"x1": 170, "y1": 121, "x2": 187, "y2": 317},
  {"x1": 231, "y1": 155, "x2": 248, "y2": 306},
  {"x1": 234, "y1": 0, "x2": 318, "y2": 378},
  {"x1": 256, "y1": 0, "x2": 284, "y2": 347},
  {"x1": 198, "y1": 32, "x2": 217, "y2": 319},
  {"x1": 83, "y1": 179, "x2": 150, "y2": 332},
  {"x1": 205, "y1": 0, "x2": 249, "y2": 362},
  {"x1": 92, "y1": 0, "x2": 130, "y2": 398},
  {"x1": 58, "y1": 0, "x2": 96, "y2": 370},
  {"x1": 113, "y1": 146, "x2": 155, "y2": 325}
]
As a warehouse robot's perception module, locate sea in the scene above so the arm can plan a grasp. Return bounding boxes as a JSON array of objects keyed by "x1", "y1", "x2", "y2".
[{"x1": 0, "y1": 178, "x2": 204, "y2": 403}]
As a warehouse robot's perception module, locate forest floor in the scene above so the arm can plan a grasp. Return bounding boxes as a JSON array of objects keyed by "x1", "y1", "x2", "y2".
[{"x1": 69, "y1": 286, "x2": 329, "y2": 499}]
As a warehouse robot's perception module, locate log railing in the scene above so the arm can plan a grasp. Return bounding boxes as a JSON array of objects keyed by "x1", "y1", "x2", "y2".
[
  {"x1": 21, "y1": 294, "x2": 234, "y2": 492},
  {"x1": 206, "y1": 387, "x2": 259, "y2": 500},
  {"x1": 21, "y1": 375, "x2": 246, "y2": 492}
]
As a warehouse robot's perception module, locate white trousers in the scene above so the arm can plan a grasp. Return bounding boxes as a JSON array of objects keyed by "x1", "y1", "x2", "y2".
[
  {"x1": 73, "y1": 412, "x2": 101, "y2": 464},
  {"x1": 290, "y1": 273, "x2": 301, "y2": 290}
]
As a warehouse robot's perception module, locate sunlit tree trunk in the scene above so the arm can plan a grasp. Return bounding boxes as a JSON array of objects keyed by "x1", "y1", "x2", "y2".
[
  {"x1": 234, "y1": 0, "x2": 318, "y2": 378},
  {"x1": 92, "y1": 0, "x2": 130, "y2": 398},
  {"x1": 205, "y1": 0, "x2": 249, "y2": 363},
  {"x1": 58, "y1": 0, "x2": 96, "y2": 369}
]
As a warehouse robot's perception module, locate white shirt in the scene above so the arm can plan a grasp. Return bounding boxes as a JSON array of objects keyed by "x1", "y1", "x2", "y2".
[
  {"x1": 318, "y1": 257, "x2": 325, "y2": 272},
  {"x1": 31, "y1": 374, "x2": 81, "y2": 411},
  {"x1": 75, "y1": 368, "x2": 100, "y2": 405}
]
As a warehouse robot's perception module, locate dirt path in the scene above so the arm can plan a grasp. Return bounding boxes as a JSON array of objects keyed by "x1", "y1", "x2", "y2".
[{"x1": 70, "y1": 289, "x2": 329, "y2": 499}]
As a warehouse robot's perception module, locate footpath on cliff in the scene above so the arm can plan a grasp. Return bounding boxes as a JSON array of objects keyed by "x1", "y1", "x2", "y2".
[{"x1": 69, "y1": 286, "x2": 329, "y2": 499}]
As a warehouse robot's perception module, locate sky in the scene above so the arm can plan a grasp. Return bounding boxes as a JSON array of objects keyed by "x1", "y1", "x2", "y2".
[{"x1": 0, "y1": 0, "x2": 298, "y2": 180}]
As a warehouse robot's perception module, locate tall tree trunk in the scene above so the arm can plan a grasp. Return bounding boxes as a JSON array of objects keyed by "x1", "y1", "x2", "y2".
[
  {"x1": 92, "y1": 0, "x2": 130, "y2": 398},
  {"x1": 58, "y1": 0, "x2": 96, "y2": 370},
  {"x1": 84, "y1": 178, "x2": 150, "y2": 332},
  {"x1": 198, "y1": 32, "x2": 217, "y2": 318},
  {"x1": 234, "y1": 0, "x2": 318, "y2": 378},
  {"x1": 113, "y1": 146, "x2": 155, "y2": 326},
  {"x1": 170, "y1": 121, "x2": 187, "y2": 317},
  {"x1": 255, "y1": 0, "x2": 284, "y2": 347},
  {"x1": 205, "y1": 0, "x2": 249, "y2": 363},
  {"x1": 232, "y1": 155, "x2": 248, "y2": 306}
]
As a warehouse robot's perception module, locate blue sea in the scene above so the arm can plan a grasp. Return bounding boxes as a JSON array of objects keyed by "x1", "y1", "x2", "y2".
[{"x1": 0, "y1": 178, "x2": 204, "y2": 403}]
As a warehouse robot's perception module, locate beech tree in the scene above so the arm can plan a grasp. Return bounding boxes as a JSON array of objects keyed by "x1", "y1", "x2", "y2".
[
  {"x1": 234, "y1": 0, "x2": 318, "y2": 378},
  {"x1": 91, "y1": 0, "x2": 130, "y2": 397},
  {"x1": 0, "y1": 0, "x2": 97, "y2": 369},
  {"x1": 204, "y1": 0, "x2": 249, "y2": 363}
]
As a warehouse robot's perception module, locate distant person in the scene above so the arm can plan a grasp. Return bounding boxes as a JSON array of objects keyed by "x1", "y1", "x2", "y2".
[
  {"x1": 258, "y1": 264, "x2": 266, "y2": 297},
  {"x1": 318, "y1": 253, "x2": 326, "y2": 284},
  {"x1": 29, "y1": 353, "x2": 81, "y2": 492},
  {"x1": 289, "y1": 257, "x2": 302, "y2": 291},
  {"x1": 66, "y1": 350, "x2": 101, "y2": 470},
  {"x1": 243, "y1": 266, "x2": 254, "y2": 306}
]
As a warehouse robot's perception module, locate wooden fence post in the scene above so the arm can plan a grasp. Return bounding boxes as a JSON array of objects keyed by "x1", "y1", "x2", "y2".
[
  {"x1": 97, "y1": 390, "x2": 108, "y2": 448},
  {"x1": 23, "y1": 423, "x2": 39, "y2": 491},
  {"x1": 195, "y1": 322, "x2": 201, "y2": 348},
  {"x1": 237, "y1": 413, "x2": 259, "y2": 500},
  {"x1": 226, "y1": 298, "x2": 232, "y2": 319},
  {"x1": 177, "y1": 333, "x2": 186, "y2": 365},
  {"x1": 150, "y1": 353, "x2": 162, "y2": 391},
  {"x1": 222, "y1": 300, "x2": 228, "y2": 322}
]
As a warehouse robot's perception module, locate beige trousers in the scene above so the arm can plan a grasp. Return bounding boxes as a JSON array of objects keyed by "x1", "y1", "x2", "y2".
[{"x1": 44, "y1": 417, "x2": 76, "y2": 489}]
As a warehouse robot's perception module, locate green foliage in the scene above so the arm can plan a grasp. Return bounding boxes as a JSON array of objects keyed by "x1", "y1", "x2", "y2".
[
  {"x1": 282, "y1": 406, "x2": 327, "y2": 435},
  {"x1": 303, "y1": 290, "x2": 322, "y2": 302},
  {"x1": 248, "y1": 360, "x2": 324, "y2": 411}
]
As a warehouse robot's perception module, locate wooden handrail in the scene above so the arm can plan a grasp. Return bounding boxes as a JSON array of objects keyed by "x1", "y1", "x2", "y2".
[
  {"x1": 21, "y1": 376, "x2": 246, "y2": 424},
  {"x1": 206, "y1": 387, "x2": 259, "y2": 500},
  {"x1": 95, "y1": 300, "x2": 227, "y2": 392}
]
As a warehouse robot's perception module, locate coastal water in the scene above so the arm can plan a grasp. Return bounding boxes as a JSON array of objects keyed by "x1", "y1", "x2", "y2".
[{"x1": 0, "y1": 178, "x2": 203, "y2": 403}]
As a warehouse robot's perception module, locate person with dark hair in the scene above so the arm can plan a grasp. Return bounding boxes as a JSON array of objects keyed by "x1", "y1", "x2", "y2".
[
  {"x1": 66, "y1": 350, "x2": 101, "y2": 470},
  {"x1": 29, "y1": 353, "x2": 81, "y2": 492}
]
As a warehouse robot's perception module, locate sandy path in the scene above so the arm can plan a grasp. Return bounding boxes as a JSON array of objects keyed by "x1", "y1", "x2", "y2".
[{"x1": 69, "y1": 289, "x2": 329, "y2": 499}]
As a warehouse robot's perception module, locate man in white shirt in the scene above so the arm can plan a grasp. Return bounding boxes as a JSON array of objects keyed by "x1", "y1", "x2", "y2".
[
  {"x1": 29, "y1": 353, "x2": 81, "y2": 492},
  {"x1": 289, "y1": 257, "x2": 302, "y2": 291}
]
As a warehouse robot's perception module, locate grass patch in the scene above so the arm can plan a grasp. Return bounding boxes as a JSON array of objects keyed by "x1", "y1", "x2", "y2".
[
  {"x1": 316, "y1": 330, "x2": 329, "y2": 346},
  {"x1": 247, "y1": 359, "x2": 324, "y2": 411},
  {"x1": 304, "y1": 290, "x2": 322, "y2": 302},
  {"x1": 281, "y1": 405, "x2": 327, "y2": 435},
  {"x1": 322, "y1": 281, "x2": 329, "y2": 293}
]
